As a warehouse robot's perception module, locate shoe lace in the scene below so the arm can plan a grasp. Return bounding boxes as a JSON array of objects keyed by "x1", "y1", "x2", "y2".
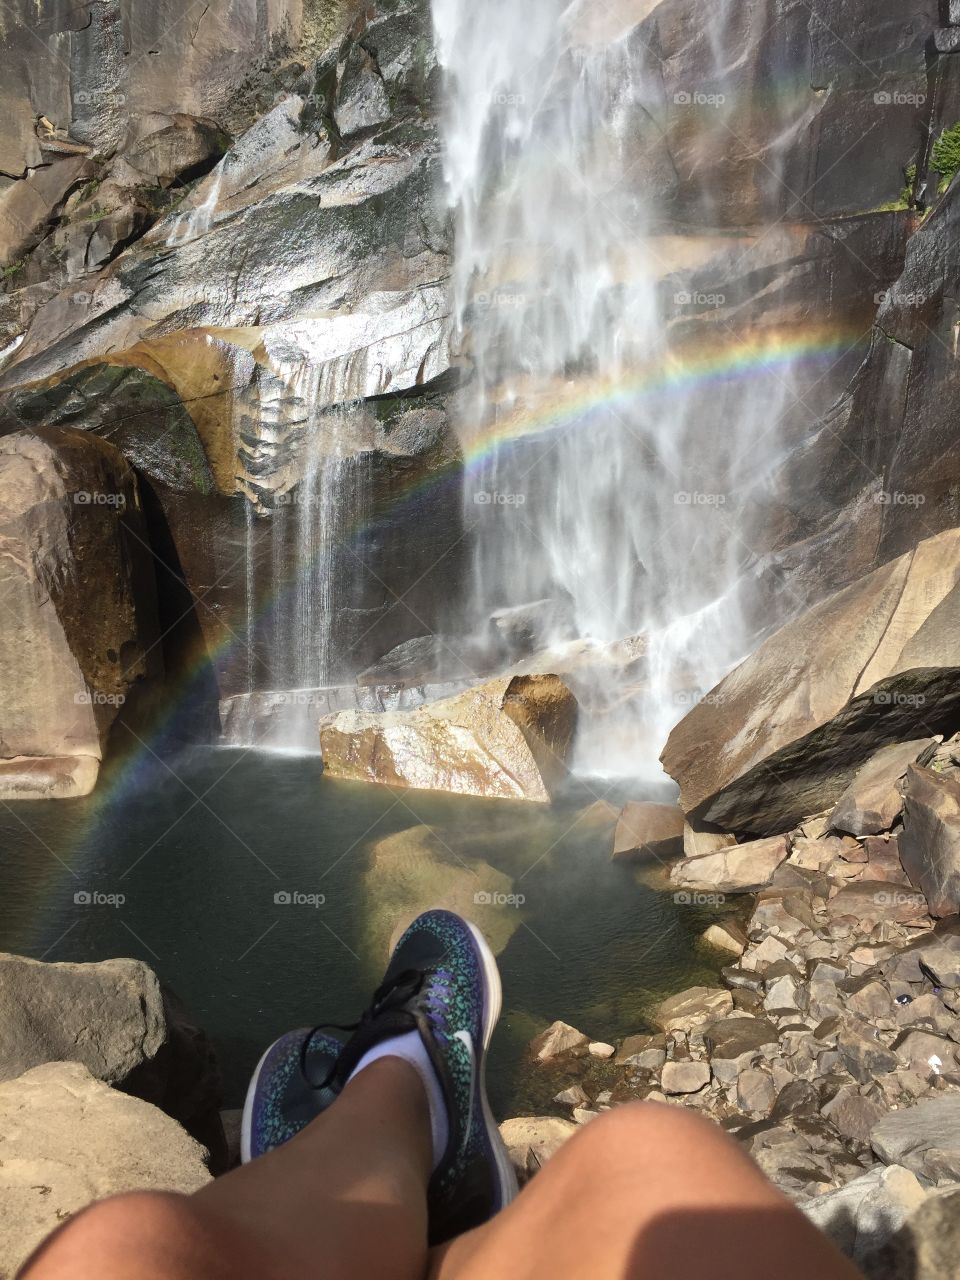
[{"x1": 299, "y1": 965, "x2": 455, "y2": 1089}]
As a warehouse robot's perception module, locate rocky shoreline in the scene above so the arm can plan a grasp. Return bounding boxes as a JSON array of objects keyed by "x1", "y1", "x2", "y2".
[{"x1": 501, "y1": 734, "x2": 960, "y2": 1279}]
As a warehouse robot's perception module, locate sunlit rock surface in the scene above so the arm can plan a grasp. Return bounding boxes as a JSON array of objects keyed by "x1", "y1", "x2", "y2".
[
  {"x1": 320, "y1": 674, "x2": 578, "y2": 801},
  {"x1": 662, "y1": 528, "x2": 960, "y2": 833},
  {"x1": 0, "y1": 427, "x2": 158, "y2": 796}
]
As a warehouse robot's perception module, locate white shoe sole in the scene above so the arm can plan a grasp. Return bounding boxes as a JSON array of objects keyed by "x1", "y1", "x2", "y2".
[{"x1": 466, "y1": 921, "x2": 520, "y2": 1213}]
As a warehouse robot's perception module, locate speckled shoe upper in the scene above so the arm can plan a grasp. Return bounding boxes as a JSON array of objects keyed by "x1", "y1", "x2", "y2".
[{"x1": 241, "y1": 1028, "x2": 342, "y2": 1162}]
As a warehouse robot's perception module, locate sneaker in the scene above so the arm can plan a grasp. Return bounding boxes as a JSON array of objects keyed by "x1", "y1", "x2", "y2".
[
  {"x1": 241, "y1": 1027, "x2": 343, "y2": 1162},
  {"x1": 326, "y1": 909, "x2": 518, "y2": 1244}
]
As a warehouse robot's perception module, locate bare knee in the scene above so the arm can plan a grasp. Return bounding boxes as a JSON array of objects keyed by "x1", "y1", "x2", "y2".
[
  {"x1": 550, "y1": 1100, "x2": 766, "y2": 1194},
  {"x1": 21, "y1": 1191, "x2": 230, "y2": 1280}
]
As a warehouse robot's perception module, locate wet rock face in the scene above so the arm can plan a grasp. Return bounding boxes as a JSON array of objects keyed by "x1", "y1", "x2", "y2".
[
  {"x1": 900, "y1": 766, "x2": 960, "y2": 917},
  {"x1": 636, "y1": 0, "x2": 938, "y2": 226},
  {"x1": 0, "y1": 0, "x2": 461, "y2": 708},
  {"x1": 662, "y1": 527, "x2": 960, "y2": 835},
  {"x1": 0, "y1": 426, "x2": 159, "y2": 795}
]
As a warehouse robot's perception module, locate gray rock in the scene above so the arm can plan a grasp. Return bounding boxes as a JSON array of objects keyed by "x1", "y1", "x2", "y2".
[
  {"x1": 705, "y1": 1016, "x2": 780, "y2": 1059},
  {"x1": 490, "y1": 597, "x2": 577, "y2": 662},
  {"x1": 123, "y1": 115, "x2": 230, "y2": 186},
  {"x1": 803, "y1": 1165, "x2": 927, "y2": 1268},
  {"x1": 871, "y1": 1096, "x2": 960, "y2": 1172},
  {"x1": 737, "y1": 1068, "x2": 775, "y2": 1114},
  {"x1": 838, "y1": 1029, "x2": 899, "y2": 1084},
  {"x1": 822, "y1": 1092, "x2": 889, "y2": 1144},
  {"x1": 863, "y1": 1187, "x2": 960, "y2": 1280},
  {"x1": 828, "y1": 738, "x2": 937, "y2": 836},
  {"x1": 0, "y1": 952, "x2": 221, "y2": 1137},
  {"x1": 900, "y1": 765, "x2": 960, "y2": 917},
  {"x1": 612, "y1": 801, "x2": 684, "y2": 864},
  {"x1": 615, "y1": 1033, "x2": 666, "y2": 1067},
  {"x1": 670, "y1": 836, "x2": 790, "y2": 894},
  {"x1": 661, "y1": 1059, "x2": 711, "y2": 1095},
  {"x1": 701, "y1": 921, "x2": 748, "y2": 956},
  {"x1": 529, "y1": 1020, "x2": 590, "y2": 1062},
  {"x1": 554, "y1": 1084, "x2": 590, "y2": 1107},
  {"x1": 499, "y1": 1116, "x2": 577, "y2": 1180},
  {"x1": 662, "y1": 530, "x2": 960, "y2": 834},
  {"x1": 893, "y1": 1030, "x2": 958, "y2": 1074},
  {"x1": 0, "y1": 1062, "x2": 210, "y2": 1278},
  {"x1": 656, "y1": 986, "x2": 734, "y2": 1034}
]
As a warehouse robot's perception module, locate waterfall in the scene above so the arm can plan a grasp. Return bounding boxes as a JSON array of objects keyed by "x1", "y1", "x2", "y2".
[
  {"x1": 225, "y1": 364, "x2": 359, "y2": 753},
  {"x1": 431, "y1": 0, "x2": 796, "y2": 777}
]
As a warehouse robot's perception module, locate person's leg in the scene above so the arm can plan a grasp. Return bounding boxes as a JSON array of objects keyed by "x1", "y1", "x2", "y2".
[
  {"x1": 431, "y1": 1102, "x2": 861, "y2": 1280},
  {"x1": 25, "y1": 1093, "x2": 860, "y2": 1280},
  {"x1": 21, "y1": 1056, "x2": 432, "y2": 1280}
]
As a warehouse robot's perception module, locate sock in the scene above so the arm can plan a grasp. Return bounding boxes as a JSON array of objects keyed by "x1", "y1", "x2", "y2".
[{"x1": 347, "y1": 1030, "x2": 450, "y2": 1169}]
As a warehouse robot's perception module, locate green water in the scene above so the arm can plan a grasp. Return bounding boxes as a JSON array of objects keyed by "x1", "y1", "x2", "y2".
[{"x1": 0, "y1": 746, "x2": 733, "y2": 1114}]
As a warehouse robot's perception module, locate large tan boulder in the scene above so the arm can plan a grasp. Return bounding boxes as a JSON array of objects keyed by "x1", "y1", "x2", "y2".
[
  {"x1": 321, "y1": 675, "x2": 578, "y2": 802},
  {"x1": 670, "y1": 835, "x2": 790, "y2": 894},
  {"x1": 0, "y1": 428, "x2": 158, "y2": 798},
  {"x1": 0, "y1": 1062, "x2": 210, "y2": 1279},
  {"x1": 662, "y1": 529, "x2": 960, "y2": 834}
]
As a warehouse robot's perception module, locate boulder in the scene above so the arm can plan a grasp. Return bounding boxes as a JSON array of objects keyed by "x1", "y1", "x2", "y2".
[
  {"x1": 0, "y1": 1062, "x2": 210, "y2": 1278},
  {"x1": 803, "y1": 1165, "x2": 927, "y2": 1269},
  {"x1": 498, "y1": 1116, "x2": 577, "y2": 1179},
  {"x1": 0, "y1": 953, "x2": 222, "y2": 1140},
  {"x1": 361, "y1": 826, "x2": 520, "y2": 962},
  {"x1": 871, "y1": 1096, "x2": 960, "y2": 1174},
  {"x1": 670, "y1": 836, "x2": 790, "y2": 894},
  {"x1": 612, "y1": 801, "x2": 684, "y2": 864},
  {"x1": 661, "y1": 529, "x2": 960, "y2": 834},
  {"x1": 864, "y1": 1187, "x2": 960, "y2": 1280},
  {"x1": 0, "y1": 428, "x2": 159, "y2": 797},
  {"x1": 661, "y1": 1059, "x2": 710, "y2": 1095},
  {"x1": 529, "y1": 1021, "x2": 590, "y2": 1062},
  {"x1": 321, "y1": 675, "x2": 578, "y2": 802},
  {"x1": 828, "y1": 739, "x2": 939, "y2": 836},
  {"x1": 900, "y1": 765, "x2": 960, "y2": 917},
  {"x1": 656, "y1": 986, "x2": 733, "y2": 1034},
  {"x1": 701, "y1": 921, "x2": 748, "y2": 956},
  {"x1": 122, "y1": 115, "x2": 230, "y2": 186}
]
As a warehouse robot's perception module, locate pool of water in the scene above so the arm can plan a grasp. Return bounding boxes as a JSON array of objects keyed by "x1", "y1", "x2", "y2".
[{"x1": 0, "y1": 745, "x2": 734, "y2": 1114}]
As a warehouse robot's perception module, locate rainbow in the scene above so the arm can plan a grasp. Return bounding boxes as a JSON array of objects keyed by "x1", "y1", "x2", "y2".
[{"x1": 70, "y1": 316, "x2": 866, "y2": 838}]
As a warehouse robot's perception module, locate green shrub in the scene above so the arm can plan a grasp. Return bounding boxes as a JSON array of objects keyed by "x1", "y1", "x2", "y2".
[{"x1": 931, "y1": 123, "x2": 960, "y2": 190}]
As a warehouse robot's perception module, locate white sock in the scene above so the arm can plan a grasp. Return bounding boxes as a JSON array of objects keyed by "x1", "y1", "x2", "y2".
[{"x1": 347, "y1": 1030, "x2": 450, "y2": 1169}]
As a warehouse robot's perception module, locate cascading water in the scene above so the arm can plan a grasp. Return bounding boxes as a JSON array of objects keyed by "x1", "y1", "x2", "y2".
[
  {"x1": 227, "y1": 364, "x2": 360, "y2": 753},
  {"x1": 431, "y1": 0, "x2": 800, "y2": 776}
]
